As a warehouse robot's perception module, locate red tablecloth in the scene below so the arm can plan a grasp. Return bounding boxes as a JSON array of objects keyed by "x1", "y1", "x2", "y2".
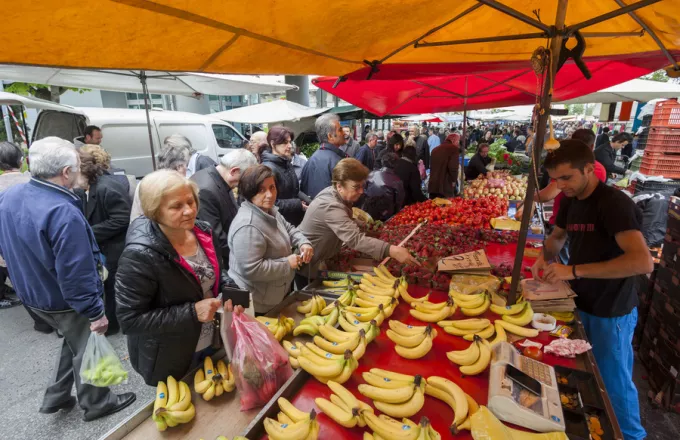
[{"x1": 286, "y1": 241, "x2": 579, "y2": 439}]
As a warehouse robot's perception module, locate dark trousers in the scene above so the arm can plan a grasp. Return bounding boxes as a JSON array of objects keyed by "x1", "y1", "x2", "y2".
[
  {"x1": 31, "y1": 308, "x2": 118, "y2": 416},
  {"x1": 103, "y1": 268, "x2": 119, "y2": 333}
]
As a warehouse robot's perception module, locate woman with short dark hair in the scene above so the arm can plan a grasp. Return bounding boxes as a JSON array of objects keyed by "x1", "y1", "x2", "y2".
[
  {"x1": 376, "y1": 133, "x2": 404, "y2": 169},
  {"x1": 260, "y1": 126, "x2": 306, "y2": 225},
  {"x1": 228, "y1": 165, "x2": 313, "y2": 315}
]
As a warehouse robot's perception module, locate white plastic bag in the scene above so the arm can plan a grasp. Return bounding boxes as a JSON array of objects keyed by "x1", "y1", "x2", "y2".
[{"x1": 79, "y1": 333, "x2": 128, "y2": 387}]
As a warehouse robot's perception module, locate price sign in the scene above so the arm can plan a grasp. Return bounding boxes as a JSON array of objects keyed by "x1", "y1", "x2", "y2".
[{"x1": 438, "y1": 249, "x2": 491, "y2": 274}]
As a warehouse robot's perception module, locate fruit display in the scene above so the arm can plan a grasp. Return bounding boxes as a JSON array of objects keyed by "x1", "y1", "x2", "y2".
[
  {"x1": 387, "y1": 323, "x2": 437, "y2": 359},
  {"x1": 314, "y1": 380, "x2": 373, "y2": 428},
  {"x1": 387, "y1": 196, "x2": 509, "y2": 228},
  {"x1": 470, "y1": 406, "x2": 568, "y2": 440},
  {"x1": 296, "y1": 294, "x2": 327, "y2": 317},
  {"x1": 409, "y1": 297, "x2": 457, "y2": 322},
  {"x1": 500, "y1": 301, "x2": 535, "y2": 326},
  {"x1": 293, "y1": 304, "x2": 340, "y2": 337},
  {"x1": 256, "y1": 314, "x2": 295, "y2": 341},
  {"x1": 463, "y1": 171, "x2": 528, "y2": 201},
  {"x1": 80, "y1": 354, "x2": 128, "y2": 386},
  {"x1": 296, "y1": 348, "x2": 359, "y2": 384},
  {"x1": 152, "y1": 376, "x2": 195, "y2": 431},
  {"x1": 424, "y1": 375, "x2": 477, "y2": 433},
  {"x1": 358, "y1": 369, "x2": 426, "y2": 418},
  {"x1": 264, "y1": 398, "x2": 319, "y2": 440},
  {"x1": 193, "y1": 357, "x2": 235, "y2": 401},
  {"x1": 450, "y1": 290, "x2": 491, "y2": 316},
  {"x1": 443, "y1": 335, "x2": 492, "y2": 376}
]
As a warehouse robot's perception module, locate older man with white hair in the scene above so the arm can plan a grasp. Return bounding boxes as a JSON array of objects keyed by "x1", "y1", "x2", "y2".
[
  {"x1": 248, "y1": 130, "x2": 268, "y2": 161},
  {"x1": 0, "y1": 137, "x2": 135, "y2": 421},
  {"x1": 192, "y1": 148, "x2": 258, "y2": 269}
]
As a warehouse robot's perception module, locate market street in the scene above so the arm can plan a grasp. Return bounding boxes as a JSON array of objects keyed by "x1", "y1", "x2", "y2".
[{"x1": 0, "y1": 304, "x2": 153, "y2": 440}]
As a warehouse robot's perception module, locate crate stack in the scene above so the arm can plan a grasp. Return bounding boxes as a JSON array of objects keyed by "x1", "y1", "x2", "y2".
[
  {"x1": 639, "y1": 99, "x2": 680, "y2": 180},
  {"x1": 639, "y1": 196, "x2": 680, "y2": 414}
]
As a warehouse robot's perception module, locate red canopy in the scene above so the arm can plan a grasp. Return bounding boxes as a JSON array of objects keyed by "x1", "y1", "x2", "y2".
[{"x1": 313, "y1": 51, "x2": 676, "y2": 116}]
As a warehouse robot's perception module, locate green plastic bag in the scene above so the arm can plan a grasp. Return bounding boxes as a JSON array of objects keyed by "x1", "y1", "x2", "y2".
[{"x1": 79, "y1": 333, "x2": 128, "y2": 387}]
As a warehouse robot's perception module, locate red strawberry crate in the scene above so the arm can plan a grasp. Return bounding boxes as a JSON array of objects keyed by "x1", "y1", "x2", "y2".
[
  {"x1": 640, "y1": 152, "x2": 680, "y2": 179},
  {"x1": 652, "y1": 99, "x2": 680, "y2": 129},
  {"x1": 645, "y1": 127, "x2": 680, "y2": 154}
]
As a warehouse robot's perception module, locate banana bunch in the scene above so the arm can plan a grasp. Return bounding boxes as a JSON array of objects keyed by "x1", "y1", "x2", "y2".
[
  {"x1": 469, "y1": 406, "x2": 569, "y2": 440},
  {"x1": 338, "y1": 311, "x2": 380, "y2": 342},
  {"x1": 322, "y1": 276, "x2": 353, "y2": 288},
  {"x1": 343, "y1": 304, "x2": 386, "y2": 326},
  {"x1": 439, "y1": 318, "x2": 492, "y2": 338},
  {"x1": 313, "y1": 324, "x2": 366, "y2": 355},
  {"x1": 363, "y1": 413, "x2": 430, "y2": 440},
  {"x1": 359, "y1": 369, "x2": 426, "y2": 418},
  {"x1": 296, "y1": 294, "x2": 327, "y2": 318},
  {"x1": 423, "y1": 375, "x2": 477, "y2": 434},
  {"x1": 495, "y1": 319, "x2": 539, "y2": 338},
  {"x1": 283, "y1": 340, "x2": 302, "y2": 369},
  {"x1": 297, "y1": 348, "x2": 359, "y2": 384},
  {"x1": 489, "y1": 299, "x2": 526, "y2": 316},
  {"x1": 500, "y1": 302, "x2": 535, "y2": 327},
  {"x1": 409, "y1": 297, "x2": 456, "y2": 322},
  {"x1": 152, "y1": 376, "x2": 195, "y2": 431},
  {"x1": 387, "y1": 322, "x2": 437, "y2": 359},
  {"x1": 256, "y1": 315, "x2": 295, "y2": 341},
  {"x1": 213, "y1": 436, "x2": 249, "y2": 440},
  {"x1": 451, "y1": 290, "x2": 491, "y2": 316},
  {"x1": 445, "y1": 335, "x2": 492, "y2": 375},
  {"x1": 395, "y1": 281, "x2": 430, "y2": 306},
  {"x1": 336, "y1": 287, "x2": 358, "y2": 307},
  {"x1": 265, "y1": 399, "x2": 319, "y2": 440},
  {"x1": 355, "y1": 291, "x2": 399, "y2": 318},
  {"x1": 314, "y1": 380, "x2": 373, "y2": 428},
  {"x1": 293, "y1": 305, "x2": 340, "y2": 337},
  {"x1": 194, "y1": 357, "x2": 235, "y2": 401}
]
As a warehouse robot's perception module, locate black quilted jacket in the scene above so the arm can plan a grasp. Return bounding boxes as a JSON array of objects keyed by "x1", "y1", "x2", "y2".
[{"x1": 115, "y1": 217, "x2": 228, "y2": 385}]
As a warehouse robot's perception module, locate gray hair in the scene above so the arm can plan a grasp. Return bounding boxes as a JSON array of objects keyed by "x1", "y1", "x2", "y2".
[
  {"x1": 315, "y1": 113, "x2": 340, "y2": 144},
  {"x1": 248, "y1": 131, "x2": 267, "y2": 149},
  {"x1": 366, "y1": 133, "x2": 378, "y2": 142},
  {"x1": 220, "y1": 148, "x2": 258, "y2": 171},
  {"x1": 163, "y1": 134, "x2": 194, "y2": 154},
  {"x1": 376, "y1": 130, "x2": 384, "y2": 139},
  {"x1": 157, "y1": 146, "x2": 189, "y2": 171},
  {"x1": 28, "y1": 137, "x2": 79, "y2": 179}
]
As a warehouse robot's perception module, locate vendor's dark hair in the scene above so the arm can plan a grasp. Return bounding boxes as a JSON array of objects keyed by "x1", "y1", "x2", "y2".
[
  {"x1": 602, "y1": 126, "x2": 610, "y2": 133},
  {"x1": 612, "y1": 132, "x2": 633, "y2": 144},
  {"x1": 238, "y1": 164, "x2": 275, "y2": 202},
  {"x1": 84, "y1": 125, "x2": 101, "y2": 137},
  {"x1": 388, "y1": 133, "x2": 404, "y2": 151},
  {"x1": 267, "y1": 126, "x2": 294, "y2": 150},
  {"x1": 402, "y1": 145, "x2": 417, "y2": 162},
  {"x1": 477, "y1": 143, "x2": 490, "y2": 153},
  {"x1": 0, "y1": 141, "x2": 23, "y2": 170},
  {"x1": 544, "y1": 139, "x2": 594, "y2": 172},
  {"x1": 256, "y1": 143, "x2": 269, "y2": 161},
  {"x1": 571, "y1": 129, "x2": 596, "y2": 150}
]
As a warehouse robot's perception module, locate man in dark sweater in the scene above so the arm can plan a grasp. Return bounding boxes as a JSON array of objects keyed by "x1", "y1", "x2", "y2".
[{"x1": 300, "y1": 114, "x2": 348, "y2": 198}]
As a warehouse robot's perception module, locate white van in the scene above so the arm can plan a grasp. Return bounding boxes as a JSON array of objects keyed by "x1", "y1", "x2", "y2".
[{"x1": 0, "y1": 92, "x2": 246, "y2": 177}]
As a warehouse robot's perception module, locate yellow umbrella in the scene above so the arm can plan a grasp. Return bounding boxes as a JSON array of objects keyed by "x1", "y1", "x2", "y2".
[{"x1": 2, "y1": 0, "x2": 678, "y2": 75}]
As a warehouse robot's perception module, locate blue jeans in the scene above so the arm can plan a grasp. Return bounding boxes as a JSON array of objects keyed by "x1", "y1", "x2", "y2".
[{"x1": 580, "y1": 308, "x2": 646, "y2": 440}]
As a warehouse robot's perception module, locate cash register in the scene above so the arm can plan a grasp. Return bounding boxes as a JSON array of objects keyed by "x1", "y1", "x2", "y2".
[{"x1": 488, "y1": 342, "x2": 565, "y2": 433}]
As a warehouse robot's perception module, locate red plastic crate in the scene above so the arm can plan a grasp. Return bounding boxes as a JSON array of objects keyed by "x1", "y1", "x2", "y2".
[
  {"x1": 646, "y1": 127, "x2": 680, "y2": 154},
  {"x1": 652, "y1": 99, "x2": 680, "y2": 129},
  {"x1": 640, "y1": 152, "x2": 680, "y2": 178}
]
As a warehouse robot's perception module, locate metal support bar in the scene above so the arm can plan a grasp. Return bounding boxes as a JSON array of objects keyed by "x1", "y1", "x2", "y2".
[
  {"x1": 412, "y1": 80, "x2": 466, "y2": 99},
  {"x1": 476, "y1": 0, "x2": 553, "y2": 33},
  {"x1": 417, "y1": 32, "x2": 548, "y2": 48},
  {"x1": 467, "y1": 70, "x2": 532, "y2": 98},
  {"x1": 613, "y1": 0, "x2": 679, "y2": 70},
  {"x1": 507, "y1": 0, "x2": 568, "y2": 305},
  {"x1": 140, "y1": 71, "x2": 158, "y2": 171},
  {"x1": 566, "y1": 0, "x2": 661, "y2": 34},
  {"x1": 579, "y1": 30, "x2": 645, "y2": 38}
]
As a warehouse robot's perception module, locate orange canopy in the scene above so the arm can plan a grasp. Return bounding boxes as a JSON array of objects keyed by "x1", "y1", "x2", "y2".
[{"x1": 3, "y1": 1, "x2": 679, "y2": 75}]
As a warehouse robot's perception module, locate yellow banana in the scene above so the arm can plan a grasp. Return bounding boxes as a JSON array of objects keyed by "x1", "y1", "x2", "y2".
[
  {"x1": 427, "y1": 376, "x2": 469, "y2": 429},
  {"x1": 256, "y1": 315, "x2": 278, "y2": 328},
  {"x1": 204, "y1": 357, "x2": 215, "y2": 381},
  {"x1": 324, "y1": 306, "x2": 340, "y2": 326},
  {"x1": 293, "y1": 323, "x2": 319, "y2": 337},
  {"x1": 363, "y1": 411, "x2": 421, "y2": 440},
  {"x1": 323, "y1": 278, "x2": 350, "y2": 288},
  {"x1": 314, "y1": 397, "x2": 356, "y2": 428},
  {"x1": 153, "y1": 380, "x2": 167, "y2": 416},
  {"x1": 489, "y1": 321, "x2": 508, "y2": 347},
  {"x1": 383, "y1": 298, "x2": 399, "y2": 318},
  {"x1": 459, "y1": 339, "x2": 491, "y2": 376},
  {"x1": 443, "y1": 325, "x2": 478, "y2": 337},
  {"x1": 398, "y1": 285, "x2": 429, "y2": 305},
  {"x1": 165, "y1": 376, "x2": 179, "y2": 408},
  {"x1": 300, "y1": 346, "x2": 343, "y2": 365},
  {"x1": 297, "y1": 298, "x2": 314, "y2": 314},
  {"x1": 490, "y1": 301, "x2": 526, "y2": 316},
  {"x1": 202, "y1": 382, "x2": 216, "y2": 401},
  {"x1": 318, "y1": 324, "x2": 357, "y2": 341},
  {"x1": 446, "y1": 339, "x2": 481, "y2": 366},
  {"x1": 327, "y1": 380, "x2": 359, "y2": 408},
  {"x1": 466, "y1": 393, "x2": 479, "y2": 415},
  {"x1": 278, "y1": 397, "x2": 310, "y2": 423},
  {"x1": 214, "y1": 382, "x2": 224, "y2": 397},
  {"x1": 470, "y1": 406, "x2": 569, "y2": 440},
  {"x1": 164, "y1": 402, "x2": 195, "y2": 425},
  {"x1": 414, "y1": 300, "x2": 448, "y2": 312},
  {"x1": 363, "y1": 371, "x2": 413, "y2": 389},
  {"x1": 370, "y1": 368, "x2": 422, "y2": 384},
  {"x1": 344, "y1": 305, "x2": 380, "y2": 321},
  {"x1": 460, "y1": 295, "x2": 490, "y2": 317},
  {"x1": 154, "y1": 417, "x2": 167, "y2": 431},
  {"x1": 264, "y1": 412, "x2": 314, "y2": 440},
  {"x1": 373, "y1": 384, "x2": 425, "y2": 418},
  {"x1": 320, "y1": 299, "x2": 340, "y2": 315},
  {"x1": 387, "y1": 328, "x2": 429, "y2": 348},
  {"x1": 313, "y1": 332, "x2": 360, "y2": 354},
  {"x1": 298, "y1": 354, "x2": 346, "y2": 378},
  {"x1": 495, "y1": 319, "x2": 540, "y2": 337},
  {"x1": 304, "y1": 420, "x2": 320, "y2": 440},
  {"x1": 463, "y1": 323, "x2": 495, "y2": 341},
  {"x1": 290, "y1": 356, "x2": 300, "y2": 369},
  {"x1": 409, "y1": 299, "x2": 455, "y2": 322},
  {"x1": 352, "y1": 332, "x2": 368, "y2": 360},
  {"x1": 394, "y1": 328, "x2": 434, "y2": 359},
  {"x1": 359, "y1": 383, "x2": 416, "y2": 403},
  {"x1": 356, "y1": 290, "x2": 392, "y2": 305},
  {"x1": 376, "y1": 264, "x2": 398, "y2": 281},
  {"x1": 501, "y1": 302, "x2": 534, "y2": 327},
  {"x1": 194, "y1": 372, "x2": 212, "y2": 394},
  {"x1": 363, "y1": 272, "x2": 395, "y2": 289},
  {"x1": 446, "y1": 318, "x2": 491, "y2": 331},
  {"x1": 359, "y1": 282, "x2": 396, "y2": 297},
  {"x1": 283, "y1": 340, "x2": 301, "y2": 358},
  {"x1": 169, "y1": 381, "x2": 192, "y2": 411},
  {"x1": 451, "y1": 292, "x2": 487, "y2": 309},
  {"x1": 364, "y1": 433, "x2": 375, "y2": 440},
  {"x1": 278, "y1": 411, "x2": 295, "y2": 425}
]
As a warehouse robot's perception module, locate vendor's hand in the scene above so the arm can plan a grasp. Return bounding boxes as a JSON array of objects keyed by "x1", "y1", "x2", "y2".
[
  {"x1": 300, "y1": 244, "x2": 314, "y2": 264},
  {"x1": 223, "y1": 299, "x2": 245, "y2": 315},
  {"x1": 288, "y1": 254, "x2": 302, "y2": 270},
  {"x1": 542, "y1": 263, "x2": 574, "y2": 284},
  {"x1": 301, "y1": 202, "x2": 308, "y2": 211},
  {"x1": 530, "y1": 253, "x2": 548, "y2": 281},
  {"x1": 90, "y1": 315, "x2": 109, "y2": 335},
  {"x1": 390, "y1": 246, "x2": 421, "y2": 266},
  {"x1": 195, "y1": 298, "x2": 221, "y2": 323},
  {"x1": 514, "y1": 205, "x2": 524, "y2": 220}
]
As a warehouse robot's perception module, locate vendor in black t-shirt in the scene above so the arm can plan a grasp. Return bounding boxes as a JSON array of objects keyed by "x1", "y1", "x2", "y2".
[
  {"x1": 531, "y1": 140, "x2": 652, "y2": 440},
  {"x1": 465, "y1": 143, "x2": 492, "y2": 180}
]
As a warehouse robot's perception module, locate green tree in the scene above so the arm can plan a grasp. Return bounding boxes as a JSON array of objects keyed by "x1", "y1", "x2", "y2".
[
  {"x1": 4, "y1": 83, "x2": 89, "y2": 103},
  {"x1": 641, "y1": 70, "x2": 669, "y2": 83},
  {"x1": 567, "y1": 104, "x2": 585, "y2": 115}
]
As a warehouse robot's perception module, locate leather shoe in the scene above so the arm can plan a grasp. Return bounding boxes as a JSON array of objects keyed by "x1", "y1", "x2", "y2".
[
  {"x1": 83, "y1": 392, "x2": 136, "y2": 422},
  {"x1": 39, "y1": 396, "x2": 76, "y2": 414}
]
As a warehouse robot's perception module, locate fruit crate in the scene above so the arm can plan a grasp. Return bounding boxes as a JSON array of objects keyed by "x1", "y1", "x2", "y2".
[
  {"x1": 645, "y1": 127, "x2": 680, "y2": 154},
  {"x1": 651, "y1": 99, "x2": 680, "y2": 129},
  {"x1": 634, "y1": 179, "x2": 680, "y2": 195},
  {"x1": 639, "y1": 152, "x2": 680, "y2": 179}
]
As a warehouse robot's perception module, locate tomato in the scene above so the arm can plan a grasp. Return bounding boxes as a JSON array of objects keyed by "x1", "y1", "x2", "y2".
[{"x1": 523, "y1": 346, "x2": 544, "y2": 361}]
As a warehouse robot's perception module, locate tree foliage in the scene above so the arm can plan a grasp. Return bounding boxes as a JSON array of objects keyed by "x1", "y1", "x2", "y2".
[
  {"x1": 567, "y1": 104, "x2": 585, "y2": 115},
  {"x1": 4, "y1": 83, "x2": 89, "y2": 102},
  {"x1": 642, "y1": 70, "x2": 670, "y2": 83}
]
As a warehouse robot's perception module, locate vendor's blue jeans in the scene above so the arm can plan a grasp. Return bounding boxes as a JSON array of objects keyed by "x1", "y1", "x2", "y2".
[{"x1": 580, "y1": 308, "x2": 646, "y2": 440}]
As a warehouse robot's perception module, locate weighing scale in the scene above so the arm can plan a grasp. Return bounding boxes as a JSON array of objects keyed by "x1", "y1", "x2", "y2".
[{"x1": 488, "y1": 342, "x2": 566, "y2": 433}]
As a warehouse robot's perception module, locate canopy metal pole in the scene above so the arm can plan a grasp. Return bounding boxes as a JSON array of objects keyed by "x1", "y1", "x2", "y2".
[
  {"x1": 140, "y1": 71, "x2": 158, "y2": 171},
  {"x1": 461, "y1": 109, "x2": 467, "y2": 195},
  {"x1": 507, "y1": 0, "x2": 568, "y2": 305}
]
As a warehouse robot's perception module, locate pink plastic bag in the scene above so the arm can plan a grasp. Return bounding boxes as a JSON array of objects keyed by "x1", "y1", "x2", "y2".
[
  {"x1": 418, "y1": 160, "x2": 427, "y2": 180},
  {"x1": 230, "y1": 313, "x2": 293, "y2": 410}
]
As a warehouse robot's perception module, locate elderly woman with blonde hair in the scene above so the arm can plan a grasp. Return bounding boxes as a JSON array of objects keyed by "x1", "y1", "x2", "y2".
[{"x1": 115, "y1": 169, "x2": 241, "y2": 385}]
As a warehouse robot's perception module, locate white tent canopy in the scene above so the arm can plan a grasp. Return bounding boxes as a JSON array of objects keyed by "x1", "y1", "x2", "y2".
[
  {"x1": 0, "y1": 65, "x2": 295, "y2": 96},
  {"x1": 559, "y1": 79, "x2": 680, "y2": 105},
  {"x1": 211, "y1": 99, "x2": 327, "y2": 124}
]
